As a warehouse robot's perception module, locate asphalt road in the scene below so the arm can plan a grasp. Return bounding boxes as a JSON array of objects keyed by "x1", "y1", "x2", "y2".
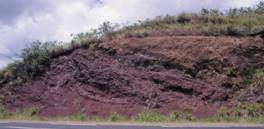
[{"x1": 0, "y1": 122, "x2": 263, "y2": 129}]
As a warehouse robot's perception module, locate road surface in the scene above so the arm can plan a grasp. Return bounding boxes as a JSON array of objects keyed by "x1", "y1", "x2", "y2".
[{"x1": 0, "y1": 122, "x2": 263, "y2": 129}]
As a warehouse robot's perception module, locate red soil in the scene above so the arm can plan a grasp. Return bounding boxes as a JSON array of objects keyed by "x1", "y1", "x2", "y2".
[{"x1": 2, "y1": 35, "x2": 264, "y2": 118}]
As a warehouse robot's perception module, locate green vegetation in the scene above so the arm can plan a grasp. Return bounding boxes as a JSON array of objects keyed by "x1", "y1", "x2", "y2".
[
  {"x1": 134, "y1": 112, "x2": 168, "y2": 122},
  {"x1": 134, "y1": 111, "x2": 194, "y2": 122},
  {"x1": 114, "y1": 1, "x2": 264, "y2": 37},
  {"x1": 108, "y1": 112, "x2": 128, "y2": 122},
  {"x1": 0, "y1": 104, "x2": 264, "y2": 123},
  {"x1": 0, "y1": 22, "x2": 118, "y2": 87},
  {"x1": 117, "y1": 7, "x2": 264, "y2": 37},
  {"x1": 205, "y1": 104, "x2": 264, "y2": 123},
  {"x1": 251, "y1": 69, "x2": 264, "y2": 88},
  {"x1": 0, "y1": 41, "x2": 61, "y2": 87},
  {"x1": 242, "y1": 68, "x2": 264, "y2": 91},
  {"x1": 0, "y1": 106, "x2": 40, "y2": 120},
  {"x1": 169, "y1": 111, "x2": 194, "y2": 121}
]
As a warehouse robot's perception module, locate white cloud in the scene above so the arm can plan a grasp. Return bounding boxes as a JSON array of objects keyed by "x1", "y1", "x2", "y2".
[
  {"x1": 0, "y1": 43, "x2": 10, "y2": 54},
  {"x1": 0, "y1": 60, "x2": 7, "y2": 68},
  {"x1": 0, "y1": 0, "x2": 262, "y2": 68}
]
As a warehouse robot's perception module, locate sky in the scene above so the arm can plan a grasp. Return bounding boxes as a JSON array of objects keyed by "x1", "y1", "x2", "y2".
[{"x1": 0, "y1": 0, "x2": 262, "y2": 68}]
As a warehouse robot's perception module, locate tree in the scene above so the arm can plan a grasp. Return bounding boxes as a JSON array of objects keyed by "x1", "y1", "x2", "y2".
[
  {"x1": 177, "y1": 13, "x2": 191, "y2": 24},
  {"x1": 201, "y1": 8, "x2": 210, "y2": 16},
  {"x1": 98, "y1": 21, "x2": 119, "y2": 38},
  {"x1": 256, "y1": 1, "x2": 264, "y2": 14},
  {"x1": 238, "y1": 7, "x2": 254, "y2": 16},
  {"x1": 227, "y1": 8, "x2": 238, "y2": 17},
  {"x1": 10, "y1": 41, "x2": 61, "y2": 80},
  {"x1": 209, "y1": 9, "x2": 223, "y2": 17}
]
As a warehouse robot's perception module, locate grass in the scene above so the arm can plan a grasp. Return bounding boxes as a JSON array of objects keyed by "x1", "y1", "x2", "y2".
[
  {"x1": 252, "y1": 69, "x2": 264, "y2": 89},
  {"x1": 108, "y1": 112, "x2": 128, "y2": 122},
  {"x1": 134, "y1": 111, "x2": 194, "y2": 123},
  {"x1": 118, "y1": 13, "x2": 264, "y2": 38},
  {"x1": 1, "y1": 104, "x2": 264, "y2": 124},
  {"x1": 134, "y1": 112, "x2": 168, "y2": 122},
  {"x1": 0, "y1": 106, "x2": 40, "y2": 120}
]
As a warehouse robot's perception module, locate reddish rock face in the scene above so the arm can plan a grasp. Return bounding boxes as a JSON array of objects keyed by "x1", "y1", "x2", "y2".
[{"x1": 2, "y1": 36, "x2": 264, "y2": 118}]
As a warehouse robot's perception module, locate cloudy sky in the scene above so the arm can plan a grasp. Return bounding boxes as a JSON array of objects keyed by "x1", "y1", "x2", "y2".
[{"x1": 0, "y1": 0, "x2": 262, "y2": 68}]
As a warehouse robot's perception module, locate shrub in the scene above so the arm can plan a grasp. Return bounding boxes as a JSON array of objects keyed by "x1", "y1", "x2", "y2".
[
  {"x1": 20, "y1": 41, "x2": 50, "y2": 78},
  {"x1": 89, "y1": 115, "x2": 104, "y2": 122},
  {"x1": 12, "y1": 41, "x2": 61, "y2": 80},
  {"x1": 0, "y1": 106, "x2": 40, "y2": 120},
  {"x1": 226, "y1": 24, "x2": 245, "y2": 36},
  {"x1": 0, "y1": 21, "x2": 120, "y2": 86},
  {"x1": 134, "y1": 112, "x2": 167, "y2": 122},
  {"x1": 251, "y1": 69, "x2": 264, "y2": 94},
  {"x1": 108, "y1": 112, "x2": 127, "y2": 122},
  {"x1": 170, "y1": 111, "x2": 194, "y2": 121},
  {"x1": 70, "y1": 21, "x2": 119, "y2": 50},
  {"x1": 0, "y1": 105, "x2": 6, "y2": 119},
  {"x1": 252, "y1": 69, "x2": 264, "y2": 87},
  {"x1": 209, "y1": 9, "x2": 223, "y2": 17},
  {"x1": 158, "y1": 15, "x2": 177, "y2": 24},
  {"x1": 0, "y1": 41, "x2": 63, "y2": 85},
  {"x1": 216, "y1": 107, "x2": 234, "y2": 121},
  {"x1": 256, "y1": 1, "x2": 264, "y2": 14},
  {"x1": 63, "y1": 113, "x2": 88, "y2": 121},
  {"x1": 177, "y1": 13, "x2": 191, "y2": 24},
  {"x1": 98, "y1": 21, "x2": 119, "y2": 38},
  {"x1": 201, "y1": 8, "x2": 210, "y2": 16},
  {"x1": 134, "y1": 111, "x2": 195, "y2": 122},
  {"x1": 214, "y1": 104, "x2": 264, "y2": 122},
  {"x1": 208, "y1": 16, "x2": 226, "y2": 24},
  {"x1": 72, "y1": 21, "x2": 118, "y2": 43},
  {"x1": 235, "y1": 104, "x2": 264, "y2": 118},
  {"x1": 227, "y1": 8, "x2": 239, "y2": 18},
  {"x1": 242, "y1": 68, "x2": 264, "y2": 89}
]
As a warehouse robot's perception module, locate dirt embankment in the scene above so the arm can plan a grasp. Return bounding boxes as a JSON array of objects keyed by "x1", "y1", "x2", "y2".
[{"x1": 1, "y1": 36, "x2": 264, "y2": 118}]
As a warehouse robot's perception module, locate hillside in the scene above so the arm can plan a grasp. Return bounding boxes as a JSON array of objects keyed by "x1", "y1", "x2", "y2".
[
  {"x1": 0, "y1": 35, "x2": 263, "y2": 118},
  {"x1": 0, "y1": 3, "x2": 264, "y2": 120}
]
